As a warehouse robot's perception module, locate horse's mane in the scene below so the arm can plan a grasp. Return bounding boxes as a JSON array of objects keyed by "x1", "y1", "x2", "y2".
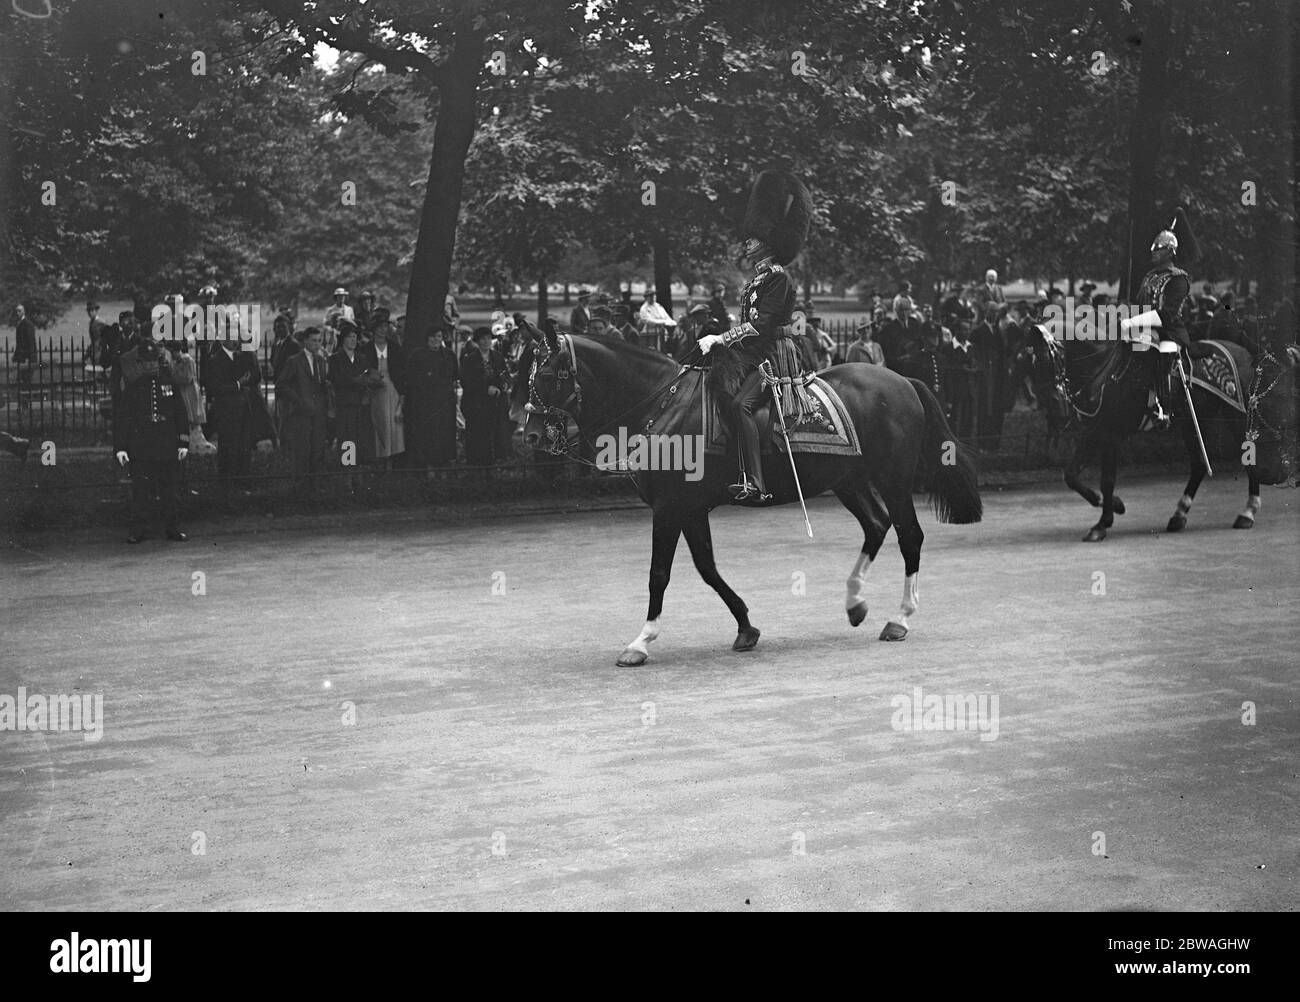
[{"x1": 565, "y1": 332, "x2": 681, "y2": 376}]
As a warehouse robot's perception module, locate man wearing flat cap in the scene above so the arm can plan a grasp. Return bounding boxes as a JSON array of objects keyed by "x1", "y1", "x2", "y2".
[{"x1": 570, "y1": 291, "x2": 592, "y2": 335}]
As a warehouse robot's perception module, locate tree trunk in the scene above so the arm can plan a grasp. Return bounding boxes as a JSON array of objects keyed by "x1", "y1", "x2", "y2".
[
  {"x1": 652, "y1": 231, "x2": 673, "y2": 314},
  {"x1": 1256, "y1": 0, "x2": 1295, "y2": 308},
  {"x1": 403, "y1": 26, "x2": 485, "y2": 339},
  {"x1": 1120, "y1": 3, "x2": 1179, "y2": 301},
  {"x1": 562, "y1": 282, "x2": 570, "y2": 306},
  {"x1": 536, "y1": 276, "x2": 548, "y2": 324}
]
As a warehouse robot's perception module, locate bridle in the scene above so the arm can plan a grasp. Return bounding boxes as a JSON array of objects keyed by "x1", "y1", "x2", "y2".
[
  {"x1": 526, "y1": 334, "x2": 583, "y2": 457},
  {"x1": 1244, "y1": 342, "x2": 1292, "y2": 447},
  {"x1": 525, "y1": 332, "x2": 701, "y2": 462},
  {"x1": 1030, "y1": 326, "x2": 1085, "y2": 420}
]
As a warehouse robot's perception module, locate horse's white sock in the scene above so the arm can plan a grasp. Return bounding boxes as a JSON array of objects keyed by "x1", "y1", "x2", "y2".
[
  {"x1": 626, "y1": 619, "x2": 661, "y2": 655},
  {"x1": 845, "y1": 552, "x2": 872, "y2": 610},
  {"x1": 1238, "y1": 494, "x2": 1261, "y2": 523},
  {"x1": 890, "y1": 573, "x2": 919, "y2": 629}
]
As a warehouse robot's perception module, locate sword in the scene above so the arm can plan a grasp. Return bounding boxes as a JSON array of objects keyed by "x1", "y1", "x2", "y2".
[
  {"x1": 760, "y1": 361, "x2": 814, "y2": 538},
  {"x1": 1176, "y1": 354, "x2": 1213, "y2": 476}
]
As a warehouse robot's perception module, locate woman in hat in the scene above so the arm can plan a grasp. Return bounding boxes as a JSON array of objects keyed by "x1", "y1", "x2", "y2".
[
  {"x1": 329, "y1": 321, "x2": 382, "y2": 489},
  {"x1": 171, "y1": 336, "x2": 216, "y2": 454},
  {"x1": 362, "y1": 317, "x2": 405, "y2": 468},
  {"x1": 355, "y1": 291, "x2": 377, "y2": 334},
  {"x1": 846, "y1": 319, "x2": 885, "y2": 366},
  {"x1": 696, "y1": 169, "x2": 815, "y2": 501}
]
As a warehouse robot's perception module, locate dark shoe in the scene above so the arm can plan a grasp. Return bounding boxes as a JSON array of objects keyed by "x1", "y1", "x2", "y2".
[
  {"x1": 729, "y1": 476, "x2": 772, "y2": 503},
  {"x1": 166, "y1": 529, "x2": 188, "y2": 542},
  {"x1": 127, "y1": 531, "x2": 147, "y2": 544}
]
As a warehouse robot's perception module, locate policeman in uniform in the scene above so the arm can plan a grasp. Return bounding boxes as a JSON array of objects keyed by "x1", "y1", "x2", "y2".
[
  {"x1": 113, "y1": 324, "x2": 190, "y2": 542},
  {"x1": 1134, "y1": 206, "x2": 1212, "y2": 428},
  {"x1": 698, "y1": 169, "x2": 813, "y2": 502}
]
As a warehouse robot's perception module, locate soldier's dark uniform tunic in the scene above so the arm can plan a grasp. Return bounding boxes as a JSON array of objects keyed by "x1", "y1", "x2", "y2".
[
  {"x1": 113, "y1": 343, "x2": 189, "y2": 537},
  {"x1": 1135, "y1": 262, "x2": 1193, "y2": 351},
  {"x1": 730, "y1": 262, "x2": 797, "y2": 370}
]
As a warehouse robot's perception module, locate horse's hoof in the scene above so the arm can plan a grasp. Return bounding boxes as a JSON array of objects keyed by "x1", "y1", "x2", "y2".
[
  {"x1": 1167, "y1": 514, "x2": 1187, "y2": 533},
  {"x1": 732, "y1": 626, "x2": 760, "y2": 652},
  {"x1": 616, "y1": 649, "x2": 647, "y2": 667},
  {"x1": 1232, "y1": 516, "x2": 1254, "y2": 530},
  {"x1": 1082, "y1": 526, "x2": 1107, "y2": 542},
  {"x1": 879, "y1": 622, "x2": 908, "y2": 642},
  {"x1": 1113, "y1": 497, "x2": 1126, "y2": 515},
  {"x1": 847, "y1": 602, "x2": 868, "y2": 628}
]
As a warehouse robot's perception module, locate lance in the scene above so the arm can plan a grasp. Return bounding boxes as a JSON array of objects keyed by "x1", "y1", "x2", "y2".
[{"x1": 761, "y1": 360, "x2": 814, "y2": 539}]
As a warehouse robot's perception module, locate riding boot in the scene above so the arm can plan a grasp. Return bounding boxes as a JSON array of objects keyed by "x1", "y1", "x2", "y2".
[
  {"x1": 731, "y1": 410, "x2": 771, "y2": 502},
  {"x1": 1144, "y1": 354, "x2": 1174, "y2": 431}
]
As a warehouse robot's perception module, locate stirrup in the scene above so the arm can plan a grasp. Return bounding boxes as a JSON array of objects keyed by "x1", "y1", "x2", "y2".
[{"x1": 729, "y1": 475, "x2": 771, "y2": 502}]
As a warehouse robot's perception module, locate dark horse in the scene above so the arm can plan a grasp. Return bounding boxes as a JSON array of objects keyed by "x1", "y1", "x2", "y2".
[
  {"x1": 523, "y1": 329, "x2": 982, "y2": 666},
  {"x1": 1024, "y1": 322, "x2": 1296, "y2": 541}
]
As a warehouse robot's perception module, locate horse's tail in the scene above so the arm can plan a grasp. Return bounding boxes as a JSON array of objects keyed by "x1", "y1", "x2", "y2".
[{"x1": 907, "y1": 378, "x2": 983, "y2": 524}]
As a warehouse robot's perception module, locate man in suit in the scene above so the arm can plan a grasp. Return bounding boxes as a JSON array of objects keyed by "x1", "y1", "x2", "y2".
[
  {"x1": 405, "y1": 324, "x2": 459, "y2": 469},
  {"x1": 12, "y1": 303, "x2": 37, "y2": 389},
  {"x1": 969, "y1": 303, "x2": 1008, "y2": 449},
  {"x1": 943, "y1": 321, "x2": 977, "y2": 436},
  {"x1": 203, "y1": 332, "x2": 261, "y2": 489},
  {"x1": 113, "y1": 325, "x2": 190, "y2": 542},
  {"x1": 85, "y1": 300, "x2": 107, "y2": 374},
  {"x1": 569, "y1": 291, "x2": 592, "y2": 334},
  {"x1": 460, "y1": 327, "x2": 510, "y2": 468},
  {"x1": 276, "y1": 326, "x2": 330, "y2": 492},
  {"x1": 878, "y1": 296, "x2": 923, "y2": 375},
  {"x1": 970, "y1": 269, "x2": 1005, "y2": 314}
]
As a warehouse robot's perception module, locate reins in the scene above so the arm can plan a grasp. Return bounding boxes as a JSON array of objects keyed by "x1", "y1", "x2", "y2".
[{"x1": 528, "y1": 335, "x2": 705, "y2": 471}]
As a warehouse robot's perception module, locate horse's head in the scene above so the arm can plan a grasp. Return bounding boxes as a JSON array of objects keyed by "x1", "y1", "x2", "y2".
[
  {"x1": 1023, "y1": 323, "x2": 1072, "y2": 426},
  {"x1": 522, "y1": 325, "x2": 581, "y2": 454},
  {"x1": 1246, "y1": 340, "x2": 1298, "y2": 484}
]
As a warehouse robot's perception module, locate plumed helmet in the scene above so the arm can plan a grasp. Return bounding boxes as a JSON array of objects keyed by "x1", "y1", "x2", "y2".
[
  {"x1": 742, "y1": 169, "x2": 813, "y2": 266},
  {"x1": 1151, "y1": 205, "x2": 1199, "y2": 261}
]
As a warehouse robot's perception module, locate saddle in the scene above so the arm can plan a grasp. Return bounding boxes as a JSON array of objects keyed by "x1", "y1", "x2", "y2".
[{"x1": 697, "y1": 370, "x2": 861, "y2": 457}]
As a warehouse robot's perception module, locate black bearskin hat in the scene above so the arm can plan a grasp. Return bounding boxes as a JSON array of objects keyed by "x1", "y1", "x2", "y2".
[{"x1": 742, "y1": 169, "x2": 813, "y2": 266}]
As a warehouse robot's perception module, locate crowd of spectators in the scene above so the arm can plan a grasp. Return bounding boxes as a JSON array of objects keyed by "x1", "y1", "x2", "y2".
[{"x1": 3, "y1": 273, "x2": 1288, "y2": 484}]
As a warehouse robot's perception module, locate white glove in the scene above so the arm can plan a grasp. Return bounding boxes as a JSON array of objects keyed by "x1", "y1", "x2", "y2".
[
  {"x1": 115, "y1": 451, "x2": 129, "y2": 466},
  {"x1": 177, "y1": 448, "x2": 188, "y2": 461},
  {"x1": 698, "y1": 334, "x2": 724, "y2": 354}
]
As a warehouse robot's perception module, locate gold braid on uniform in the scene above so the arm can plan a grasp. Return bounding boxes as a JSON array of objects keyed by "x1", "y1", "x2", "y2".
[{"x1": 721, "y1": 323, "x2": 759, "y2": 346}]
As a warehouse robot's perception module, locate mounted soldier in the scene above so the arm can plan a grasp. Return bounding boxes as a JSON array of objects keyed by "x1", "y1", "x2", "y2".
[
  {"x1": 1134, "y1": 205, "x2": 1213, "y2": 428},
  {"x1": 697, "y1": 168, "x2": 814, "y2": 502}
]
